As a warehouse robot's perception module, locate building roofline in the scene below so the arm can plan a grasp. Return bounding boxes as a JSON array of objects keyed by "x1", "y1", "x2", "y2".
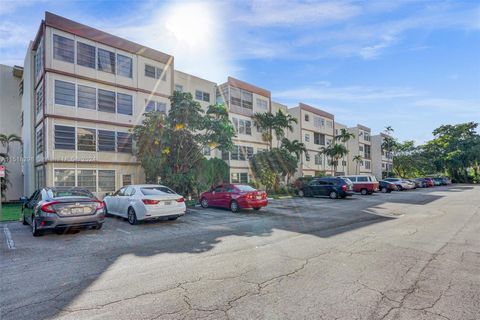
[
  {"x1": 357, "y1": 124, "x2": 371, "y2": 132},
  {"x1": 226, "y1": 76, "x2": 271, "y2": 98},
  {"x1": 44, "y1": 12, "x2": 173, "y2": 64},
  {"x1": 174, "y1": 69, "x2": 217, "y2": 85},
  {"x1": 298, "y1": 103, "x2": 334, "y2": 120}
]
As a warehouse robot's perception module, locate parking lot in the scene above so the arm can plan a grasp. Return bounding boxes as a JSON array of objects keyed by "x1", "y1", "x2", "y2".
[{"x1": 1, "y1": 185, "x2": 479, "y2": 320}]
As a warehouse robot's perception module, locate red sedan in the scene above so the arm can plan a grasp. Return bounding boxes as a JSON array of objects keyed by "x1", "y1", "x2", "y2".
[{"x1": 200, "y1": 184, "x2": 268, "y2": 212}]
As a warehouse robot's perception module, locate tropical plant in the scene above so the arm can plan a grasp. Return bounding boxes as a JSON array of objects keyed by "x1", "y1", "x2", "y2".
[
  {"x1": 382, "y1": 126, "x2": 395, "y2": 177},
  {"x1": 0, "y1": 134, "x2": 22, "y2": 155},
  {"x1": 352, "y1": 155, "x2": 363, "y2": 175},
  {"x1": 194, "y1": 158, "x2": 230, "y2": 196},
  {"x1": 319, "y1": 143, "x2": 349, "y2": 176},
  {"x1": 280, "y1": 138, "x2": 308, "y2": 160},
  {"x1": 252, "y1": 110, "x2": 297, "y2": 149},
  {"x1": 0, "y1": 134, "x2": 22, "y2": 201},
  {"x1": 335, "y1": 128, "x2": 355, "y2": 143},
  {"x1": 250, "y1": 148, "x2": 298, "y2": 191}
]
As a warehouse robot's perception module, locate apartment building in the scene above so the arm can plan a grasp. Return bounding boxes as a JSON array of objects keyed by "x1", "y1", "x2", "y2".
[
  {"x1": 217, "y1": 77, "x2": 271, "y2": 183},
  {"x1": 0, "y1": 64, "x2": 24, "y2": 201},
  {"x1": 288, "y1": 103, "x2": 335, "y2": 177},
  {"x1": 346, "y1": 124, "x2": 372, "y2": 175},
  {"x1": 22, "y1": 12, "x2": 175, "y2": 197},
  {"x1": 334, "y1": 122, "x2": 350, "y2": 176},
  {"x1": 371, "y1": 133, "x2": 393, "y2": 180}
]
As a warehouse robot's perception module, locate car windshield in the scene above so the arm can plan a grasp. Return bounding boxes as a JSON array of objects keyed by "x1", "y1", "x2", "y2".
[
  {"x1": 235, "y1": 185, "x2": 256, "y2": 192},
  {"x1": 48, "y1": 189, "x2": 94, "y2": 198},
  {"x1": 141, "y1": 187, "x2": 176, "y2": 195}
]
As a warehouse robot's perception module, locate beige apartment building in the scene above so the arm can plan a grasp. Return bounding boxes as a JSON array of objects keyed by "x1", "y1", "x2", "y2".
[
  {"x1": 371, "y1": 133, "x2": 393, "y2": 180},
  {"x1": 0, "y1": 65, "x2": 24, "y2": 201},
  {"x1": 288, "y1": 103, "x2": 335, "y2": 177},
  {"x1": 346, "y1": 124, "x2": 373, "y2": 175},
  {"x1": 217, "y1": 77, "x2": 271, "y2": 183},
  {"x1": 22, "y1": 12, "x2": 175, "y2": 197}
]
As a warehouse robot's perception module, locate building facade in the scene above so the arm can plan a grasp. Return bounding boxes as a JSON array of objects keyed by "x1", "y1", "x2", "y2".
[
  {"x1": 346, "y1": 124, "x2": 373, "y2": 175},
  {"x1": 288, "y1": 103, "x2": 335, "y2": 177},
  {"x1": 0, "y1": 65, "x2": 24, "y2": 201},
  {"x1": 371, "y1": 133, "x2": 393, "y2": 180}
]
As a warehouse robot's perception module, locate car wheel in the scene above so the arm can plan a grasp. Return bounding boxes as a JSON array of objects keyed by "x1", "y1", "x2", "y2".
[
  {"x1": 329, "y1": 191, "x2": 338, "y2": 199},
  {"x1": 230, "y1": 200, "x2": 239, "y2": 213},
  {"x1": 253, "y1": 207, "x2": 261, "y2": 211},
  {"x1": 381, "y1": 187, "x2": 388, "y2": 193},
  {"x1": 397, "y1": 185, "x2": 403, "y2": 191},
  {"x1": 92, "y1": 223, "x2": 103, "y2": 230},
  {"x1": 127, "y1": 207, "x2": 138, "y2": 225},
  {"x1": 297, "y1": 190, "x2": 304, "y2": 197},
  {"x1": 200, "y1": 198, "x2": 208, "y2": 208},
  {"x1": 360, "y1": 189, "x2": 368, "y2": 195},
  {"x1": 22, "y1": 211, "x2": 28, "y2": 225},
  {"x1": 32, "y1": 218, "x2": 43, "y2": 237}
]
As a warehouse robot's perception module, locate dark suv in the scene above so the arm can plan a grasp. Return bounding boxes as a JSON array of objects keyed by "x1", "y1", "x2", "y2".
[{"x1": 296, "y1": 177, "x2": 354, "y2": 199}]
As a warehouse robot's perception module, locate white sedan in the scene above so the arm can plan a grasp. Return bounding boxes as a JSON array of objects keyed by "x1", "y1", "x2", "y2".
[{"x1": 103, "y1": 184, "x2": 186, "y2": 224}]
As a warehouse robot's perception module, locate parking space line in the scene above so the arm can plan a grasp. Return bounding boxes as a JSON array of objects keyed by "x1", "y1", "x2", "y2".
[
  {"x1": 3, "y1": 226, "x2": 15, "y2": 250},
  {"x1": 116, "y1": 228, "x2": 131, "y2": 235}
]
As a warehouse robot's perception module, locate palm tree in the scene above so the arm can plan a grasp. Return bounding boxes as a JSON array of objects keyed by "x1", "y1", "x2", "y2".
[
  {"x1": 0, "y1": 134, "x2": 22, "y2": 155},
  {"x1": 281, "y1": 138, "x2": 308, "y2": 160},
  {"x1": 273, "y1": 110, "x2": 297, "y2": 147},
  {"x1": 0, "y1": 134, "x2": 22, "y2": 202},
  {"x1": 382, "y1": 126, "x2": 395, "y2": 178},
  {"x1": 353, "y1": 155, "x2": 363, "y2": 174},
  {"x1": 319, "y1": 143, "x2": 348, "y2": 176},
  {"x1": 252, "y1": 112, "x2": 276, "y2": 149},
  {"x1": 335, "y1": 128, "x2": 355, "y2": 143}
]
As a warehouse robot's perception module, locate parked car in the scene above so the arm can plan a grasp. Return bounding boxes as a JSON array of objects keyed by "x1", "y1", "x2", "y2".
[
  {"x1": 200, "y1": 184, "x2": 268, "y2": 212},
  {"x1": 414, "y1": 178, "x2": 428, "y2": 188},
  {"x1": 20, "y1": 187, "x2": 105, "y2": 236},
  {"x1": 103, "y1": 184, "x2": 186, "y2": 225},
  {"x1": 296, "y1": 177, "x2": 354, "y2": 199},
  {"x1": 379, "y1": 180, "x2": 397, "y2": 193},
  {"x1": 383, "y1": 178, "x2": 416, "y2": 191},
  {"x1": 341, "y1": 175, "x2": 379, "y2": 195},
  {"x1": 441, "y1": 177, "x2": 452, "y2": 185},
  {"x1": 422, "y1": 177, "x2": 434, "y2": 187},
  {"x1": 405, "y1": 179, "x2": 418, "y2": 189},
  {"x1": 432, "y1": 177, "x2": 449, "y2": 186}
]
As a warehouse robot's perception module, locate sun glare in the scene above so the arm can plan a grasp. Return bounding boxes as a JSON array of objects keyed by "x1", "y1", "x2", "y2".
[{"x1": 165, "y1": 3, "x2": 214, "y2": 47}]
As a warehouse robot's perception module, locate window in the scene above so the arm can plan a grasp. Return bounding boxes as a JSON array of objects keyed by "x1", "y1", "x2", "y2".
[
  {"x1": 314, "y1": 154, "x2": 322, "y2": 165},
  {"x1": 231, "y1": 173, "x2": 248, "y2": 183},
  {"x1": 358, "y1": 176, "x2": 368, "y2": 182},
  {"x1": 175, "y1": 84, "x2": 183, "y2": 92},
  {"x1": 256, "y1": 98, "x2": 268, "y2": 110},
  {"x1": 195, "y1": 90, "x2": 210, "y2": 102},
  {"x1": 364, "y1": 145, "x2": 371, "y2": 159},
  {"x1": 77, "y1": 42, "x2": 96, "y2": 69},
  {"x1": 98, "y1": 130, "x2": 116, "y2": 151},
  {"x1": 203, "y1": 146, "x2": 211, "y2": 156},
  {"x1": 233, "y1": 118, "x2": 252, "y2": 135},
  {"x1": 54, "y1": 125, "x2": 75, "y2": 150},
  {"x1": 156, "y1": 67, "x2": 167, "y2": 80},
  {"x1": 77, "y1": 85, "x2": 96, "y2": 110},
  {"x1": 305, "y1": 133, "x2": 310, "y2": 142},
  {"x1": 359, "y1": 145, "x2": 364, "y2": 152},
  {"x1": 53, "y1": 34, "x2": 74, "y2": 63},
  {"x1": 314, "y1": 117, "x2": 325, "y2": 128},
  {"x1": 145, "y1": 100, "x2": 166, "y2": 113},
  {"x1": 98, "y1": 48, "x2": 115, "y2": 73},
  {"x1": 117, "y1": 132, "x2": 132, "y2": 153},
  {"x1": 246, "y1": 147, "x2": 254, "y2": 159},
  {"x1": 122, "y1": 174, "x2": 133, "y2": 186},
  {"x1": 304, "y1": 114, "x2": 310, "y2": 122},
  {"x1": 231, "y1": 146, "x2": 239, "y2": 160},
  {"x1": 145, "y1": 64, "x2": 166, "y2": 80},
  {"x1": 54, "y1": 80, "x2": 75, "y2": 106},
  {"x1": 327, "y1": 121, "x2": 333, "y2": 128},
  {"x1": 222, "y1": 151, "x2": 229, "y2": 160},
  {"x1": 36, "y1": 127, "x2": 43, "y2": 155},
  {"x1": 145, "y1": 100, "x2": 155, "y2": 112},
  {"x1": 314, "y1": 133, "x2": 325, "y2": 145},
  {"x1": 305, "y1": 153, "x2": 311, "y2": 161},
  {"x1": 230, "y1": 87, "x2": 241, "y2": 107},
  {"x1": 238, "y1": 146, "x2": 247, "y2": 160},
  {"x1": 117, "y1": 93, "x2": 133, "y2": 115},
  {"x1": 35, "y1": 167, "x2": 45, "y2": 189},
  {"x1": 98, "y1": 89, "x2": 116, "y2": 113},
  {"x1": 54, "y1": 169, "x2": 75, "y2": 187},
  {"x1": 240, "y1": 173, "x2": 248, "y2": 183},
  {"x1": 77, "y1": 170, "x2": 97, "y2": 192},
  {"x1": 35, "y1": 84, "x2": 43, "y2": 115},
  {"x1": 364, "y1": 132, "x2": 371, "y2": 142},
  {"x1": 241, "y1": 90, "x2": 253, "y2": 109},
  {"x1": 34, "y1": 39, "x2": 43, "y2": 79},
  {"x1": 230, "y1": 87, "x2": 253, "y2": 110},
  {"x1": 77, "y1": 128, "x2": 96, "y2": 151},
  {"x1": 342, "y1": 160, "x2": 347, "y2": 166},
  {"x1": 117, "y1": 54, "x2": 132, "y2": 78},
  {"x1": 156, "y1": 102, "x2": 166, "y2": 113},
  {"x1": 98, "y1": 170, "x2": 115, "y2": 192}
]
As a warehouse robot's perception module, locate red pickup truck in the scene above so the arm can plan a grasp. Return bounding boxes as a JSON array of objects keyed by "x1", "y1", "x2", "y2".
[{"x1": 340, "y1": 175, "x2": 379, "y2": 195}]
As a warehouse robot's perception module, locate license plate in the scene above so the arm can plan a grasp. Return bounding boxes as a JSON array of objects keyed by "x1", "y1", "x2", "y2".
[
  {"x1": 164, "y1": 201, "x2": 172, "y2": 205},
  {"x1": 256, "y1": 195, "x2": 262, "y2": 200},
  {"x1": 71, "y1": 207, "x2": 84, "y2": 214}
]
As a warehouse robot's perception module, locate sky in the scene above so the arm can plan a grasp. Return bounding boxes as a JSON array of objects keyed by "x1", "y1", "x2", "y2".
[{"x1": 1, "y1": 0, "x2": 479, "y2": 143}]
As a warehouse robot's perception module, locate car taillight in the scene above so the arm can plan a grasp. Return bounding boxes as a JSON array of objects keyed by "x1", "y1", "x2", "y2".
[
  {"x1": 176, "y1": 197, "x2": 185, "y2": 203},
  {"x1": 262, "y1": 192, "x2": 267, "y2": 199},
  {"x1": 342, "y1": 185, "x2": 347, "y2": 192},
  {"x1": 96, "y1": 201, "x2": 105, "y2": 210},
  {"x1": 40, "y1": 201, "x2": 59, "y2": 213},
  {"x1": 142, "y1": 199, "x2": 160, "y2": 205}
]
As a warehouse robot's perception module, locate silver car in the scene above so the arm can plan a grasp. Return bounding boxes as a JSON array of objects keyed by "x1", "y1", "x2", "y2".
[
  {"x1": 21, "y1": 187, "x2": 105, "y2": 237},
  {"x1": 103, "y1": 184, "x2": 186, "y2": 225}
]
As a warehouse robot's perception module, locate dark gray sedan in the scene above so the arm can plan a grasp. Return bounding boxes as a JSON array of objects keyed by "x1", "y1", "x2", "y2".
[{"x1": 21, "y1": 187, "x2": 105, "y2": 236}]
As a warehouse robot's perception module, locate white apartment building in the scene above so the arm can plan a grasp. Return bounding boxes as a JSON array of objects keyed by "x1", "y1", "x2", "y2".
[
  {"x1": 0, "y1": 65, "x2": 24, "y2": 201},
  {"x1": 347, "y1": 124, "x2": 373, "y2": 175},
  {"x1": 371, "y1": 133, "x2": 394, "y2": 180},
  {"x1": 288, "y1": 103, "x2": 335, "y2": 177}
]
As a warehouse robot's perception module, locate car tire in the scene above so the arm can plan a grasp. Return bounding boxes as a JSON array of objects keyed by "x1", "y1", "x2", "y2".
[
  {"x1": 92, "y1": 223, "x2": 103, "y2": 230},
  {"x1": 297, "y1": 190, "x2": 304, "y2": 197},
  {"x1": 230, "y1": 200, "x2": 239, "y2": 213},
  {"x1": 397, "y1": 185, "x2": 403, "y2": 191},
  {"x1": 200, "y1": 198, "x2": 208, "y2": 208},
  {"x1": 32, "y1": 218, "x2": 43, "y2": 237},
  {"x1": 381, "y1": 187, "x2": 388, "y2": 193},
  {"x1": 360, "y1": 189, "x2": 368, "y2": 195},
  {"x1": 253, "y1": 207, "x2": 261, "y2": 211},
  {"x1": 329, "y1": 191, "x2": 338, "y2": 199},
  {"x1": 22, "y1": 211, "x2": 28, "y2": 225},
  {"x1": 127, "y1": 207, "x2": 138, "y2": 225}
]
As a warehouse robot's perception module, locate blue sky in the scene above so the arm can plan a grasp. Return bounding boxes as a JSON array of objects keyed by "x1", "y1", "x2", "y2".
[{"x1": 1, "y1": 0, "x2": 479, "y2": 143}]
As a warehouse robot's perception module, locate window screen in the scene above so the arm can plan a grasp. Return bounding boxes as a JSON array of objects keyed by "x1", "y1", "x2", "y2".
[
  {"x1": 77, "y1": 85, "x2": 96, "y2": 109},
  {"x1": 54, "y1": 125, "x2": 75, "y2": 150},
  {"x1": 98, "y1": 48, "x2": 115, "y2": 73},
  {"x1": 55, "y1": 80, "x2": 75, "y2": 106},
  {"x1": 53, "y1": 34, "x2": 74, "y2": 63},
  {"x1": 98, "y1": 89, "x2": 116, "y2": 113},
  {"x1": 77, "y1": 42, "x2": 96, "y2": 68},
  {"x1": 117, "y1": 93, "x2": 133, "y2": 115}
]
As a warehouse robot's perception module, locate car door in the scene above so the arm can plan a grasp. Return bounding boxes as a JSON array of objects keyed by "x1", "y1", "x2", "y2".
[
  {"x1": 222, "y1": 185, "x2": 235, "y2": 208},
  {"x1": 107, "y1": 187, "x2": 126, "y2": 215},
  {"x1": 24, "y1": 190, "x2": 40, "y2": 224},
  {"x1": 209, "y1": 185, "x2": 224, "y2": 207},
  {"x1": 317, "y1": 179, "x2": 330, "y2": 196},
  {"x1": 117, "y1": 186, "x2": 134, "y2": 217},
  {"x1": 308, "y1": 179, "x2": 321, "y2": 196}
]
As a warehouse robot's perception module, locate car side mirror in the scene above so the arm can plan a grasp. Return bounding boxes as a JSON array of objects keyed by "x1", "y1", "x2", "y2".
[{"x1": 20, "y1": 196, "x2": 28, "y2": 203}]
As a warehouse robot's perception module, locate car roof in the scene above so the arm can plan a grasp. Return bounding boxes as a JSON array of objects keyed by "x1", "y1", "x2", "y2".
[
  {"x1": 45, "y1": 186, "x2": 92, "y2": 192},
  {"x1": 127, "y1": 184, "x2": 169, "y2": 188}
]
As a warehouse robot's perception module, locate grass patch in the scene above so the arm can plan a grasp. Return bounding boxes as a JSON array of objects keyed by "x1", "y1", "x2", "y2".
[
  {"x1": 185, "y1": 199, "x2": 197, "y2": 207},
  {"x1": 1, "y1": 203, "x2": 22, "y2": 222}
]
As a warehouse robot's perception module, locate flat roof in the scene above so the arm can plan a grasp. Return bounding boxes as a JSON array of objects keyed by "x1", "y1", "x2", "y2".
[
  {"x1": 226, "y1": 76, "x2": 271, "y2": 98},
  {"x1": 298, "y1": 103, "x2": 334, "y2": 120}
]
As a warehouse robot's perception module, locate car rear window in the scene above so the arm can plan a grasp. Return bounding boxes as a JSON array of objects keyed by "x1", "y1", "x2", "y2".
[
  {"x1": 141, "y1": 187, "x2": 176, "y2": 195},
  {"x1": 49, "y1": 189, "x2": 94, "y2": 198},
  {"x1": 235, "y1": 185, "x2": 256, "y2": 192}
]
